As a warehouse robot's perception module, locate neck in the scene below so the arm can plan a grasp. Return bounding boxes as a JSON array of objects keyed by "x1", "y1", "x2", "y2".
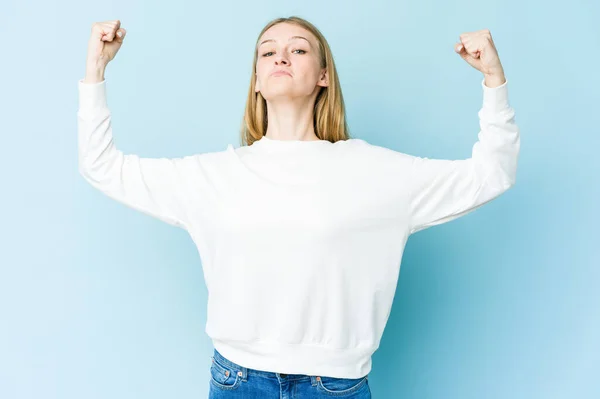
[{"x1": 264, "y1": 96, "x2": 321, "y2": 141}]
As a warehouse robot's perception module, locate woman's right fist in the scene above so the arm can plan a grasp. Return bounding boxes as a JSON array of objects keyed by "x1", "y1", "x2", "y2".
[{"x1": 85, "y1": 20, "x2": 127, "y2": 73}]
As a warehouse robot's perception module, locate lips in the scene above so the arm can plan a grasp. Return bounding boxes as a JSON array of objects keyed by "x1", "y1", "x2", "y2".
[{"x1": 271, "y1": 70, "x2": 292, "y2": 77}]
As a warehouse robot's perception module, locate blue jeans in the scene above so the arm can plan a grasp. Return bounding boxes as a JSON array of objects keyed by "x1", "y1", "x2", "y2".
[{"x1": 209, "y1": 348, "x2": 371, "y2": 398}]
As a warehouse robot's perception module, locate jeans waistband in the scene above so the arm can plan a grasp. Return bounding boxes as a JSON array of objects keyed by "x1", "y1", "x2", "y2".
[{"x1": 212, "y1": 348, "x2": 317, "y2": 382}]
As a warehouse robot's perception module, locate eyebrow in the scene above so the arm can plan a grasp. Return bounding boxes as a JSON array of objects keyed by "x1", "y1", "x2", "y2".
[{"x1": 258, "y1": 36, "x2": 312, "y2": 48}]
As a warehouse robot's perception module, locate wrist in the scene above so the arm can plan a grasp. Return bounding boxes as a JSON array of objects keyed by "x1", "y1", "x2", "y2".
[
  {"x1": 484, "y1": 72, "x2": 506, "y2": 88},
  {"x1": 84, "y1": 65, "x2": 106, "y2": 84},
  {"x1": 84, "y1": 56, "x2": 108, "y2": 82}
]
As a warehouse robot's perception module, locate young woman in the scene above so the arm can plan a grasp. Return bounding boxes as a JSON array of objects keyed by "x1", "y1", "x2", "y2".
[{"x1": 78, "y1": 16, "x2": 519, "y2": 398}]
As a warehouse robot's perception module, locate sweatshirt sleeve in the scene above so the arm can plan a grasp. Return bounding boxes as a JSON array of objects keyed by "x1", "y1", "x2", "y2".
[
  {"x1": 407, "y1": 79, "x2": 520, "y2": 235},
  {"x1": 77, "y1": 79, "x2": 201, "y2": 230}
]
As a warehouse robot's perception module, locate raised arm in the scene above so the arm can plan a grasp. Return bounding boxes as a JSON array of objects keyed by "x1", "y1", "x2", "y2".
[
  {"x1": 78, "y1": 20, "x2": 202, "y2": 230},
  {"x1": 407, "y1": 29, "x2": 520, "y2": 235}
]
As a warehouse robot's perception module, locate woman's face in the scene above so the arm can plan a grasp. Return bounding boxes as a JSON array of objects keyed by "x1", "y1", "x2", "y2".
[{"x1": 255, "y1": 23, "x2": 328, "y2": 101}]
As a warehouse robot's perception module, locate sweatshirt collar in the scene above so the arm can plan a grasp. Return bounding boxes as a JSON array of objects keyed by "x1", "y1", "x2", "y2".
[{"x1": 252, "y1": 135, "x2": 332, "y2": 150}]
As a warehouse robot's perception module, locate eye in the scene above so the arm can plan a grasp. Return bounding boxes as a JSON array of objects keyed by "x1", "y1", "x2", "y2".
[{"x1": 261, "y1": 49, "x2": 307, "y2": 57}]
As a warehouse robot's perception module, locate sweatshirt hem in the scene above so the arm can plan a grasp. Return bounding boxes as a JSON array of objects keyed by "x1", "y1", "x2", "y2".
[{"x1": 212, "y1": 338, "x2": 373, "y2": 379}]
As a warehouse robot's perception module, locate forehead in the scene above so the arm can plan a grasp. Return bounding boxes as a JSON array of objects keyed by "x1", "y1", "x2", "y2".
[{"x1": 258, "y1": 23, "x2": 316, "y2": 47}]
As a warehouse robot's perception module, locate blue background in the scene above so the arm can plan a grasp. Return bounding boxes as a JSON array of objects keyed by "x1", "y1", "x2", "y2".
[{"x1": 1, "y1": 0, "x2": 598, "y2": 398}]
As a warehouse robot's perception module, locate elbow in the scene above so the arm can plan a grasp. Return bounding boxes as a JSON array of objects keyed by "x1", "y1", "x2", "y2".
[
  {"x1": 500, "y1": 171, "x2": 517, "y2": 193},
  {"x1": 78, "y1": 162, "x2": 98, "y2": 188},
  {"x1": 78, "y1": 163, "x2": 91, "y2": 182},
  {"x1": 78, "y1": 156, "x2": 107, "y2": 186},
  {"x1": 497, "y1": 168, "x2": 517, "y2": 192},
  {"x1": 504, "y1": 177, "x2": 516, "y2": 192},
  {"x1": 490, "y1": 156, "x2": 519, "y2": 192},
  {"x1": 483, "y1": 166, "x2": 517, "y2": 196},
  {"x1": 78, "y1": 158, "x2": 90, "y2": 181},
  {"x1": 77, "y1": 147, "x2": 122, "y2": 185},
  {"x1": 78, "y1": 153, "x2": 97, "y2": 182}
]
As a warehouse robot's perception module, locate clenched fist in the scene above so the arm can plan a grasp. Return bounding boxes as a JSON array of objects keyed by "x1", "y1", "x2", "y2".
[
  {"x1": 455, "y1": 29, "x2": 506, "y2": 87},
  {"x1": 83, "y1": 20, "x2": 127, "y2": 83}
]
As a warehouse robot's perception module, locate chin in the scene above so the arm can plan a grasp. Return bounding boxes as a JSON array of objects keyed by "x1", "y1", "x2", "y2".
[{"x1": 262, "y1": 86, "x2": 314, "y2": 100}]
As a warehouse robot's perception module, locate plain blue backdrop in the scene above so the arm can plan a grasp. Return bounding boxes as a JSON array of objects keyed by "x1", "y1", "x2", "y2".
[{"x1": 1, "y1": 0, "x2": 598, "y2": 398}]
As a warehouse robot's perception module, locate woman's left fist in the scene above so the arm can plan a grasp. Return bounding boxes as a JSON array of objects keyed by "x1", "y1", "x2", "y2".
[{"x1": 455, "y1": 29, "x2": 505, "y2": 82}]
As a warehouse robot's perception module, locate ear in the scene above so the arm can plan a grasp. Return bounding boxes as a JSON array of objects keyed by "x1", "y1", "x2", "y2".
[{"x1": 317, "y1": 69, "x2": 329, "y2": 88}]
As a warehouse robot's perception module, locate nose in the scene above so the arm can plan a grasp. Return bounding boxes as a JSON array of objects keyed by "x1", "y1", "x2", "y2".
[{"x1": 274, "y1": 54, "x2": 289, "y2": 65}]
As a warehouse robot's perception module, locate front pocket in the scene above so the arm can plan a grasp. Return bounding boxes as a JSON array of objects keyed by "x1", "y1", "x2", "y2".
[
  {"x1": 317, "y1": 375, "x2": 369, "y2": 396},
  {"x1": 210, "y1": 356, "x2": 241, "y2": 390}
]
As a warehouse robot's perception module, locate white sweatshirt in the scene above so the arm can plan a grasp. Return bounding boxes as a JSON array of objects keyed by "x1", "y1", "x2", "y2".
[{"x1": 77, "y1": 78, "x2": 520, "y2": 378}]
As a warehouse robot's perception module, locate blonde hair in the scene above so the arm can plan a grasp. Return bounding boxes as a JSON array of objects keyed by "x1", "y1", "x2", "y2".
[{"x1": 240, "y1": 16, "x2": 352, "y2": 146}]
